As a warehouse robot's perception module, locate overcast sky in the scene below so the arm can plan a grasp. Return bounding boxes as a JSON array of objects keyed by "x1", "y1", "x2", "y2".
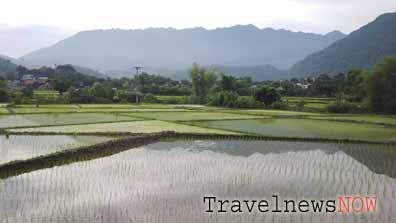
[{"x1": 1, "y1": 0, "x2": 396, "y2": 34}]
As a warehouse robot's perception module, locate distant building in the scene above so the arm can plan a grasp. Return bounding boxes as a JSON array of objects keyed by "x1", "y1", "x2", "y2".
[
  {"x1": 21, "y1": 74, "x2": 35, "y2": 85},
  {"x1": 17, "y1": 74, "x2": 50, "y2": 89},
  {"x1": 276, "y1": 86, "x2": 285, "y2": 92},
  {"x1": 296, "y1": 83, "x2": 310, "y2": 89}
]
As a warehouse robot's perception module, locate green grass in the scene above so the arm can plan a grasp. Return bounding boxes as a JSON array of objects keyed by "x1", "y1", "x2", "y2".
[
  {"x1": 0, "y1": 113, "x2": 141, "y2": 129},
  {"x1": 0, "y1": 108, "x2": 10, "y2": 114},
  {"x1": 34, "y1": 90, "x2": 60, "y2": 95},
  {"x1": 78, "y1": 103, "x2": 175, "y2": 109},
  {"x1": 186, "y1": 119, "x2": 396, "y2": 142},
  {"x1": 9, "y1": 104, "x2": 188, "y2": 114},
  {"x1": 122, "y1": 111, "x2": 263, "y2": 121},
  {"x1": 8, "y1": 120, "x2": 239, "y2": 135}
]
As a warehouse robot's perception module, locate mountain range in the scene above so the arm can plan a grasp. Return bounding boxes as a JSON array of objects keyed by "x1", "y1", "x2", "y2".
[
  {"x1": 2, "y1": 12, "x2": 396, "y2": 80},
  {"x1": 290, "y1": 12, "x2": 396, "y2": 75},
  {"x1": 20, "y1": 25, "x2": 345, "y2": 76},
  {"x1": 0, "y1": 25, "x2": 73, "y2": 58}
]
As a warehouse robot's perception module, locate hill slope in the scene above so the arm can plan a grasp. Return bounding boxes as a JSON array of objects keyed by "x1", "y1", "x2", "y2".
[
  {"x1": 290, "y1": 12, "x2": 396, "y2": 75},
  {"x1": 0, "y1": 56, "x2": 17, "y2": 74},
  {"x1": 21, "y1": 25, "x2": 345, "y2": 76},
  {"x1": 0, "y1": 25, "x2": 72, "y2": 57}
]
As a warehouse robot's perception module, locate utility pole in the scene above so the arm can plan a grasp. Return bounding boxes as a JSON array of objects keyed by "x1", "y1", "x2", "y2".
[
  {"x1": 54, "y1": 64, "x2": 57, "y2": 80},
  {"x1": 133, "y1": 66, "x2": 142, "y2": 76},
  {"x1": 133, "y1": 66, "x2": 142, "y2": 103}
]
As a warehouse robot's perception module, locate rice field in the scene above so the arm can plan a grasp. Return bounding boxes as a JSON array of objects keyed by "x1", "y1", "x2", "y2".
[
  {"x1": 311, "y1": 114, "x2": 396, "y2": 126},
  {"x1": 8, "y1": 120, "x2": 238, "y2": 135},
  {"x1": 0, "y1": 113, "x2": 141, "y2": 129},
  {"x1": 187, "y1": 118, "x2": 396, "y2": 142},
  {"x1": 123, "y1": 111, "x2": 263, "y2": 121},
  {"x1": 0, "y1": 135, "x2": 111, "y2": 165},
  {"x1": 233, "y1": 109, "x2": 321, "y2": 117},
  {"x1": 2, "y1": 103, "x2": 396, "y2": 222},
  {"x1": 1, "y1": 140, "x2": 395, "y2": 223}
]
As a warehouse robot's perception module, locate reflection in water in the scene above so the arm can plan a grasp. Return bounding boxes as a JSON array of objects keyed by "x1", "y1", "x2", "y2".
[
  {"x1": 0, "y1": 140, "x2": 395, "y2": 223},
  {"x1": 150, "y1": 140, "x2": 396, "y2": 178},
  {"x1": 0, "y1": 135, "x2": 112, "y2": 165}
]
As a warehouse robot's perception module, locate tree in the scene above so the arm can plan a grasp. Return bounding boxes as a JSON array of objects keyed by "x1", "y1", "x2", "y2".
[
  {"x1": 22, "y1": 86, "x2": 34, "y2": 98},
  {"x1": 190, "y1": 63, "x2": 217, "y2": 103},
  {"x1": 254, "y1": 86, "x2": 280, "y2": 107},
  {"x1": 368, "y1": 57, "x2": 396, "y2": 114},
  {"x1": 54, "y1": 80, "x2": 70, "y2": 95},
  {"x1": 0, "y1": 88, "x2": 9, "y2": 102}
]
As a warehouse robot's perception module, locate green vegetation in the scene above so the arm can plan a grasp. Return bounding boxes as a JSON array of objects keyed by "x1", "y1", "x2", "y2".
[
  {"x1": 123, "y1": 111, "x2": 261, "y2": 121},
  {"x1": 290, "y1": 12, "x2": 396, "y2": 75},
  {"x1": 187, "y1": 119, "x2": 396, "y2": 142},
  {"x1": 0, "y1": 113, "x2": 141, "y2": 129},
  {"x1": 368, "y1": 57, "x2": 396, "y2": 114},
  {"x1": 9, "y1": 120, "x2": 239, "y2": 135}
]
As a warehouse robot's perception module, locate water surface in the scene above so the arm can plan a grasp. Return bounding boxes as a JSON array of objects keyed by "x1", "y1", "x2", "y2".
[{"x1": 1, "y1": 140, "x2": 395, "y2": 223}]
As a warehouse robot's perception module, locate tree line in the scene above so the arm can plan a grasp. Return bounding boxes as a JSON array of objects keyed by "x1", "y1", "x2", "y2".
[{"x1": 1, "y1": 57, "x2": 396, "y2": 114}]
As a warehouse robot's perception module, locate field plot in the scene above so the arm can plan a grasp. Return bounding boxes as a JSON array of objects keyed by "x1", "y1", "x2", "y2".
[
  {"x1": 187, "y1": 118, "x2": 396, "y2": 142},
  {"x1": 1, "y1": 141, "x2": 394, "y2": 223},
  {"x1": 10, "y1": 104, "x2": 187, "y2": 114},
  {"x1": 0, "y1": 113, "x2": 141, "y2": 129},
  {"x1": 78, "y1": 103, "x2": 175, "y2": 109},
  {"x1": 0, "y1": 108, "x2": 10, "y2": 114},
  {"x1": 9, "y1": 120, "x2": 238, "y2": 134},
  {"x1": 230, "y1": 109, "x2": 320, "y2": 117},
  {"x1": 123, "y1": 111, "x2": 262, "y2": 121},
  {"x1": 311, "y1": 114, "x2": 396, "y2": 126},
  {"x1": 0, "y1": 135, "x2": 111, "y2": 164}
]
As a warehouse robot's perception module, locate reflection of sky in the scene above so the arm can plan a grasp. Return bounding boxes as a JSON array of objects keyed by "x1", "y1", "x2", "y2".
[
  {"x1": 0, "y1": 135, "x2": 111, "y2": 164},
  {"x1": 1, "y1": 141, "x2": 395, "y2": 223},
  {"x1": 148, "y1": 141, "x2": 396, "y2": 178}
]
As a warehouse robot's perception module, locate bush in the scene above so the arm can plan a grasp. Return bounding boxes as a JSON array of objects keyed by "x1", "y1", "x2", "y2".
[
  {"x1": 0, "y1": 88, "x2": 9, "y2": 102},
  {"x1": 269, "y1": 101, "x2": 289, "y2": 110},
  {"x1": 326, "y1": 102, "x2": 361, "y2": 114},
  {"x1": 209, "y1": 91, "x2": 238, "y2": 107},
  {"x1": 22, "y1": 86, "x2": 34, "y2": 98},
  {"x1": 296, "y1": 100, "x2": 305, "y2": 111},
  {"x1": 254, "y1": 86, "x2": 281, "y2": 107},
  {"x1": 143, "y1": 94, "x2": 158, "y2": 103},
  {"x1": 234, "y1": 97, "x2": 261, "y2": 108}
]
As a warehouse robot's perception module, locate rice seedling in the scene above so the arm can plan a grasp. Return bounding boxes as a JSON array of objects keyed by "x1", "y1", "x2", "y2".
[
  {"x1": 122, "y1": 111, "x2": 262, "y2": 121},
  {"x1": 8, "y1": 120, "x2": 239, "y2": 135},
  {"x1": 186, "y1": 118, "x2": 396, "y2": 142},
  {"x1": 0, "y1": 113, "x2": 141, "y2": 129}
]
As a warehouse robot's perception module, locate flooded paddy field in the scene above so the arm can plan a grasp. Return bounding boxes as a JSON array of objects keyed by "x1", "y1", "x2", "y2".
[
  {"x1": 0, "y1": 135, "x2": 112, "y2": 165},
  {"x1": 1, "y1": 140, "x2": 395, "y2": 223}
]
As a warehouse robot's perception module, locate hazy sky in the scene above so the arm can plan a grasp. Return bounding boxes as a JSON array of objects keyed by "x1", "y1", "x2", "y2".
[{"x1": 2, "y1": 0, "x2": 396, "y2": 34}]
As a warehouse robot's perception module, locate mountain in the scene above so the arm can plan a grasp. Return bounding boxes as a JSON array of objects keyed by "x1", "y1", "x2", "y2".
[
  {"x1": 72, "y1": 65, "x2": 107, "y2": 78},
  {"x1": 205, "y1": 64, "x2": 289, "y2": 81},
  {"x1": 0, "y1": 25, "x2": 73, "y2": 58},
  {"x1": 0, "y1": 56, "x2": 17, "y2": 74},
  {"x1": 21, "y1": 25, "x2": 345, "y2": 77},
  {"x1": 290, "y1": 12, "x2": 396, "y2": 76}
]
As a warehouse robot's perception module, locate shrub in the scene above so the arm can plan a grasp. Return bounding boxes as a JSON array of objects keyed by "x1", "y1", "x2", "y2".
[
  {"x1": 143, "y1": 94, "x2": 158, "y2": 103},
  {"x1": 209, "y1": 91, "x2": 238, "y2": 107},
  {"x1": 254, "y1": 86, "x2": 281, "y2": 107},
  {"x1": 0, "y1": 88, "x2": 9, "y2": 102},
  {"x1": 326, "y1": 102, "x2": 361, "y2": 114},
  {"x1": 296, "y1": 100, "x2": 305, "y2": 111},
  {"x1": 269, "y1": 101, "x2": 289, "y2": 110},
  {"x1": 234, "y1": 97, "x2": 261, "y2": 108}
]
